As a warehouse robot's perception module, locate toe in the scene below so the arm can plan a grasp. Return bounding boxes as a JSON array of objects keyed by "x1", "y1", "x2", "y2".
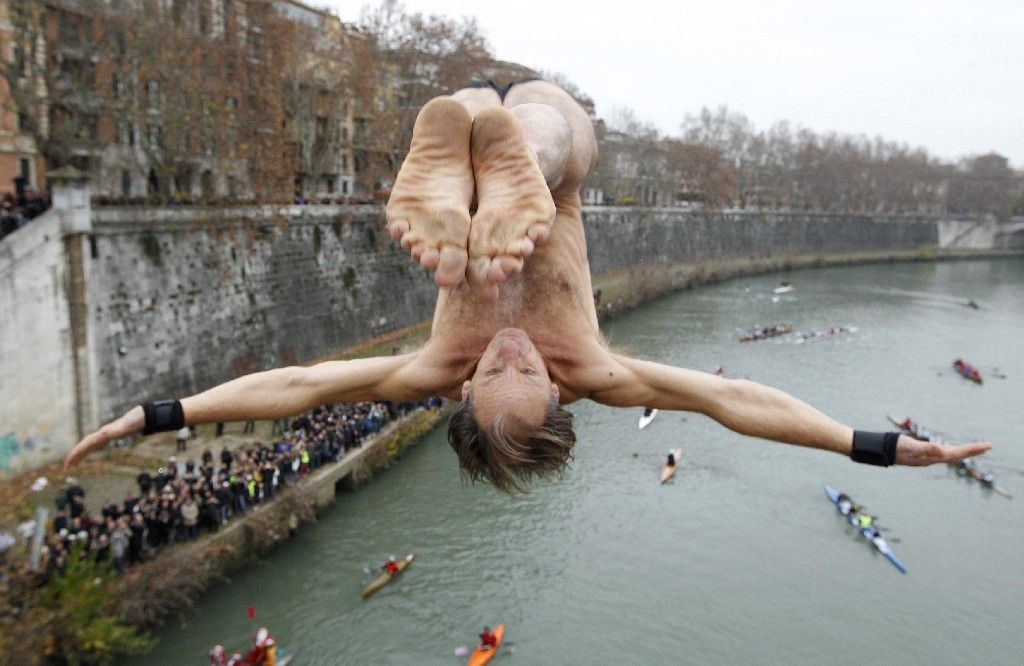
[
  {"x1": 493, "y1": 256, "x2": 523, "y2": 282},
  {"x1": 527, "y1": 223, "x2": 550, "y2": 244},
  {"x1": 419, "y1": 247, "x2": 440, "y2": 271},
  {"x1": 389, "y1": 219, "x2": 409, "y2": 240},
  {"x1": 468, "y1": 256, "x2": 492, "y2": 291},
  {"x1": 434, "y1": 245, "x2": 468, "y2": 288}
]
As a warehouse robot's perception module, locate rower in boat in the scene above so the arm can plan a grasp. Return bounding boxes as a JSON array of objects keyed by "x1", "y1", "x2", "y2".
[
  {"x1": 479, "y1": 626, "x2": 498, "y2": 649},
  {"x1": 243, "y1": 627, "x2": 277, "y2": 666},
  {"x1": 666, "y1": 450, "x2": 677, "y2": 467},
  {"x1": 953, "y1": 358, "x2": 983, "y2": 383},
  {"x1": 383, "y1": 556, "x2": 400, "y2": 574},
  {"x1": 835, "y1": 492, "x2": 858, "y2": 516}
]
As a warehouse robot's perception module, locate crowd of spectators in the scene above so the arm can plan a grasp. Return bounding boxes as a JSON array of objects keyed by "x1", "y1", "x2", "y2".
[
  {"x1": 40, "y1": 399, "x2": 440, "y2": 577},
  {"x1": 0, "y1": 189, "x2": 49, "y2": 241}
]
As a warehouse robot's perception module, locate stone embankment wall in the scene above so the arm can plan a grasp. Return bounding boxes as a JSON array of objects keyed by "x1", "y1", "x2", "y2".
[{"x1": 2, "y1": 195, "x2": 991, "y2": 473}]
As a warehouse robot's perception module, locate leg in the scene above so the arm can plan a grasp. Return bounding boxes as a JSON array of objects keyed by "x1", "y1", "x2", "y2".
[
  {"x1": 385, "y1": 97, "x2": 476, "y2": 287},
  {"x1": 465, "y1": 80, "x2": 595, "y2": 295},
  {"x1": 502, "y1": 80, "x2": 597, "y2": 198}
]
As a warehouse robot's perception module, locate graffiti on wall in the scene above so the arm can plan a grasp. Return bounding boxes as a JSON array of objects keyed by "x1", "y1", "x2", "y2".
[{"x1": 0, "y1": 432, "x2": 21, "y2": 470}]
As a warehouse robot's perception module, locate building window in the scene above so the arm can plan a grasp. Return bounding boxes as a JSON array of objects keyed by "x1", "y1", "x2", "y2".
[
  {"x1": 341, "y1": 180, "x2": 348, "y2": 195},
  {"x1": 19, "y1": 158, "x2": 32, "y2": 186},
  {"x1": 147, "y1": 123, "x2": 161, "y2": 148},
  {"x1": 121, "y1": 170, "x2": 131, "y2": 197}
]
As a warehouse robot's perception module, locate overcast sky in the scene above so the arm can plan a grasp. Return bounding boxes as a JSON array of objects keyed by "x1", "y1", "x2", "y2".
[{"x1": 323, "y1": 1, "x2": 1023, "y2": 167}]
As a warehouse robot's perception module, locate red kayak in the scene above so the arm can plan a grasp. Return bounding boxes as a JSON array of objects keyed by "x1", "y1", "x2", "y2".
[{"x1": 953, "y1": 359, "x2": 982, "y2": 384}]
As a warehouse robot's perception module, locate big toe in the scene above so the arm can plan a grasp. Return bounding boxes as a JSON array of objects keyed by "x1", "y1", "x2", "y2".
[{"x1": 434, "y1": 245, "x2": 468, "y2": 288}]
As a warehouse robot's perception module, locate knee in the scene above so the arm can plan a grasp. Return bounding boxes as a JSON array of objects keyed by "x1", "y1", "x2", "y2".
[
  {"x1": 451, "y1": 88, "x2": 502, "y2": 118},
  {"x1": 510, "y1": 103, "x2": 572, "y2": 186}
]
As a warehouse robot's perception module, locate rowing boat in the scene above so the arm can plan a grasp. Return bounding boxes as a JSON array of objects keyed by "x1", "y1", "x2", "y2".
[
  {"x1": 823, "y1": 486, "x2": 907, "y2": 574},
  {"x1": 638, "y1": 408, "x2": 658, "y2": 429},
  {"x1": 888, "y1": 416, "x2": 1011, "y2": 499},
  {"x1": 467, "y1": 623, "x2": 505, "y2": 666},
  {"x1": 660, "y1": 448, "x2": 682, "y2": 484},
  {"x1": 795, "y1": 325, "x2": 857, "y2": 344},
  {"x1": 739, "y1": 324, "x2": 792, "y2": 342},
  {"x1": 957, "y1": 464, "x2": 1013, "y2": 499},
  {"x1": 361, "y1": 553, "x2": 414, "y2": 599},
  {"x1": 886, "y1": 415, "x2": 933, "y2": 441},
  {"x1": 773, "y1": 283, "x2": 794, "y2": 294}
]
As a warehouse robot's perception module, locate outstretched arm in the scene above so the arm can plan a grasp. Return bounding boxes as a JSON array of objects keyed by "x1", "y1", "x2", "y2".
[
  {"x1": 66, "y1": 352, "x2": 435, "y2": 467},
  {"x1": 591, "y1": 354, "x2": 992, "y2": 466}
]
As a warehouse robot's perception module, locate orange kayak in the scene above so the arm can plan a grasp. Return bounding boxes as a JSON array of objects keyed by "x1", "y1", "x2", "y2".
[
  {"x1": 467, "y1": 623, "x2": 505, "y2": 666},
  {"x1": 660, "y1": 448, "x2": 683, "y2": 484}
]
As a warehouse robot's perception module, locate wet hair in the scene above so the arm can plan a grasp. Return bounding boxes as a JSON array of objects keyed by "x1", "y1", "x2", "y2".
[{"x1": 447, "y1": 395, "x2": 576, "y2": 494}]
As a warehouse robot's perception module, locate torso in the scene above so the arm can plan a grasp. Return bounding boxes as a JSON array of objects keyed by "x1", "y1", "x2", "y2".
[{"x1": 424, "y1": 195, "x2": 610, "y2": 402}]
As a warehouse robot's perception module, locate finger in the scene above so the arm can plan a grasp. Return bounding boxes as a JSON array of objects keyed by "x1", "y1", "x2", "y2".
[
  {"x1": 942, "y1": 441, "x2": 993, "y2": 463},
  {"x1": 64, "y1": 429, "x2": 109, "y2": 468}
]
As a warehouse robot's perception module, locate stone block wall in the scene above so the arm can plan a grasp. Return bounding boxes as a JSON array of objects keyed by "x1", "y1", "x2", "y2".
[
  {"x1": 1, "y1": 202, "x2": 946, "y2": 472},
  {"x1": 0, "y1": 209, "x2": 78, "y2": 470}
]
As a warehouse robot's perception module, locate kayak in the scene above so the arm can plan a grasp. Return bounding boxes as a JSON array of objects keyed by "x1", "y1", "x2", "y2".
[
  {"x1": 638, "y1": 408, "x2": 659, "y2": 429},
  {"x1": 739, "y1": 324, "x2": 792, "y2": 342},
  {"x1": 361, "y1": 553, "x2": 414, "y2": 599},
  {"x1": 823, "y1": 486, "x2": 907, "y2": 574},
  {"x1": 660, "y1": 448, "x2": 683, "y2": 484},
  {"x1": 467, "y1": 623, "x2": 505, "y2": 666},
  {"x1": 953, "y1": 359, "x2": 983, "y2": 384},
  {"x1": 773, "y1": 284, "x2": 794, "y2": 294}
]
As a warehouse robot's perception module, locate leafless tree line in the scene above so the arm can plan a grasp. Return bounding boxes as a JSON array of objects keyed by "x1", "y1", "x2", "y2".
[{"x1": 2, "y1": 1, "x2": 1019, "y2": 217}]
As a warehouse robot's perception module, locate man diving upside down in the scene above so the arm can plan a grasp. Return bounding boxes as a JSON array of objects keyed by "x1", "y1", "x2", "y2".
[{"x1": 66, "y1": 80, "x2": 992, "y2": 491}]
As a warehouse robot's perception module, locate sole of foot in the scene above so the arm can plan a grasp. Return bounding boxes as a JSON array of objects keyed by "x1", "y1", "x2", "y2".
[
  {"x1": 386, "y1": 97, "x2": 475, "y2": 288},
  {"x1": 467, "y1": 106, "x2": 556, "y2": 298}
]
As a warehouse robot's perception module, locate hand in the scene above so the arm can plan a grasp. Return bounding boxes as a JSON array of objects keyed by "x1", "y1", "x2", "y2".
[
  {"x1": 895, "y1": 434, "x2": 992, "y2": 466},
  {"x1": 64, "y1": 406, "x2": 145, "y2": 468}
]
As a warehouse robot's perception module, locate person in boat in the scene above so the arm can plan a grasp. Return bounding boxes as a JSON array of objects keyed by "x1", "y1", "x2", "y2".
[
  {"x1": 209, "y1": 644, "x2": 228, "y2": 666},
  {"x1": 642, "y1": 406, "x2": 655, "y2": 418},
  {"x1": 383, "y1": 556, "x2": 400, "y2": 574},
  {"x1": 479, "y1": 626, "x2": 498, "y2": 649},
  {"x1": 857, "y1": 513, "x2": 875, "y2": 530},
  {"x1": 666, "y1": 450, "x2": 676, "y2": 467},
  {"x1": 714, "y1": 367, "x2": 724, "y2": 377},
  {"x1": 244, "y1": 627, "x2": 277, "y2": 666},
  {"x1": 64, "y1": 78, "x2": 993, "y2": 495},
  {"x1": 835, "y1": 492, "x2": 853, "y2": 515}
]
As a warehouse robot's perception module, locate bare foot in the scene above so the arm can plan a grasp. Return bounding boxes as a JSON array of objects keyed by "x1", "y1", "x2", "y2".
[
  {"x1": 386, "y1": 97, "x2": 474, "y2": 288},
  {"x1": 468, "y1": 107, "x2": 556, "y2": 297}
]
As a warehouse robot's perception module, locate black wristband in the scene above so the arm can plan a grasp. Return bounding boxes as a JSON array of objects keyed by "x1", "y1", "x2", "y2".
[
  {"x1": 850, "y1": 430, "x2": 899, "y2": 467},
  {"x1": 142, "y1": 400, "x2": 185, "y2": 435}
]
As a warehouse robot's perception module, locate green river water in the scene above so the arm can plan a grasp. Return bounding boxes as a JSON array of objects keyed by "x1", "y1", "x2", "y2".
[{"x1": 143, "y1": 259, "x2": 1024, "y2": 665}]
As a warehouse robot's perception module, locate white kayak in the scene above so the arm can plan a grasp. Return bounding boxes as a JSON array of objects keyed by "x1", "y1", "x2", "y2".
[{"x1": 638, "y1": 408, "x2": 659, "y2": 429}]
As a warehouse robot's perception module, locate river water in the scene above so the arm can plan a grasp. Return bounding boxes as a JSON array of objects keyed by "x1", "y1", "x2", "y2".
[{"x1": 143, "y1": 259, "x2": 1024, "y2": 665}]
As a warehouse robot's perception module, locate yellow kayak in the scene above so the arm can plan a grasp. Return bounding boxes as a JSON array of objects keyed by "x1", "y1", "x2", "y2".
[
  {"x1": 467, "y1": 623, "x2": 505, "y2": 666},
  {"x1": 361, "y1": 553, "x2": 414, "y2": 599},
  {"x1": 660, "y1": 448, "x2": 683, "y2": 484}
]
